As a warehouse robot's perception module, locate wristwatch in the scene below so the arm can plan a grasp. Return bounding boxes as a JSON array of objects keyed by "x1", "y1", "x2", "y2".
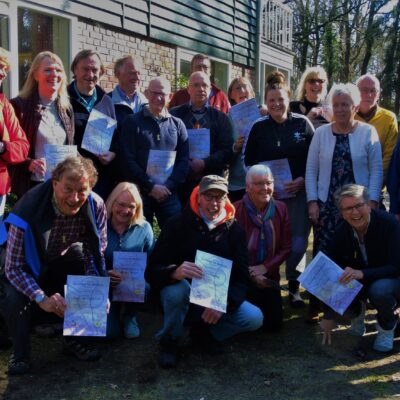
[{"x1": 35, "y1": 293, "x2": 45, "y2": 304}]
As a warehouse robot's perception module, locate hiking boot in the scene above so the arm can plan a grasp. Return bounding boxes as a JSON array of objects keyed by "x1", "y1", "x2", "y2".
[
  {"x1": 373, "y1": 323, "x2": 396, "y2": 352},
  {"x1": 158, "y1": 337, "x2": 178, "y2": 368},
  {"x1": 349, "y1": 302, "x2": 366, "y2": 337},
  {"x1": 124, "y1": 316, "x2": 140, "y2": 339},
  {"x1": 64, "y1": 338, "x2": 101, "y2": 361},
  {"x1": 8, "y1": 355, "x2": 31, "y2": 375}
]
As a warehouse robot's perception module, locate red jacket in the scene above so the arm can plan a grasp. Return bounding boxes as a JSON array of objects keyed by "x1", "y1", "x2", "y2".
[
  {"x1": 234, "y1": 199, "x2": 292, "y2": 282},
  {"x1": 0, "y1": 94, "x2": 29, "y2": 195},
  {"x1": 168, "y1": 83, "x2": 230, "y2": 114}
]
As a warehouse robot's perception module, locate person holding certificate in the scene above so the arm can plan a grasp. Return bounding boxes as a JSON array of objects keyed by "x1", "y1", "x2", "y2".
[
  {"x1": 290, "y1": 66, "x2": 332, "y2": 129},
  {"x1": 235, "y1": 165, "x2": 291, "y2": 331},
  {"x1": 68, "y1": 49, "x2": 117, "y2": 199},
  {"x1": 0, "y1": 157, "x2": 108, "y2": 375},
  {"x1": 105, "y1": 182, "x2": 154, "y2": 338},
  {"x1": 119, "y1": 77, "x2": 189, "y2": 229},
  {"x1": 10, "y1": 51, "x2": 74, "y2": 198},
  {"x1": 170, "y1": 71, "x2": 234, "y2": 206},
  {"x1": 227, "y1": 77, "x2": 268, "y2": 203},
  {"x1": 147, "y1": 175, "x2": 263, "y2": 368},
  {"x1": 319, "y1": 184, "x2": 400, "y2": 352},
  {"x1": 244, "y1": 71, "x2": 314, "y2": 308}
]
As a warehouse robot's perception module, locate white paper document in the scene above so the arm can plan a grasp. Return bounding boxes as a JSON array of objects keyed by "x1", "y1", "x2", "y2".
[
  {"x1": 146, "y1": 149, "x2": 176, "y2": 184},
  {"x1": 229, "y1": 98, "x2": 261, "y2": 139},
  {"x1": 81, "y1": 109, "x2": 117, "y2": 155},
  {"x1": 63, "y1": 275, "x2": 110, "y2": 337},
  {"x1": 44, "y1": 144, "x2": 77, "y2": 179},
  {"x1": 298, "y1": 251, "x2": 363, "y2": 315},
  {"x1": 187, "y1": 128, "x2": 210, "y2": 159},
  {"x1": 112, "y1": 251, "x2": 147, "y2": 302},
  {"x1": 260, "y1": 158, "x2": 294, "y2": 199},
  {"x1": 190, "y1": 250, "x2": 233, "y2": 313}
]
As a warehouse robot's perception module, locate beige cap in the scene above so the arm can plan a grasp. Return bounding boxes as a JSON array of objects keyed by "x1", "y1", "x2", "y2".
[{"x1": 199, "y1": 175, "x2": 228, "y2": 194}]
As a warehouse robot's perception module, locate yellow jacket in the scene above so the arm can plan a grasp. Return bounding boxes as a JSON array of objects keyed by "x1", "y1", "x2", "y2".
[{"x1": 355, "y1": 106, "x2": 398, "y2": 182}]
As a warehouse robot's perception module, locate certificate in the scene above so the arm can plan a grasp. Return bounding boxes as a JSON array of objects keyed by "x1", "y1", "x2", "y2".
[
  {"x1": 260, "y1": 158, "x2": 294, "y2": 199},
  {"x1": 298, "y1": 251, "x2": 363, "y2": 315},
  {"x1": 187, "y1": 128, "x2": 210, "y2": 159},
  {"x1": 81, "y1": 109, "x2": 117, "y2": 155},
  {"x1": 229, "y1": 98, "x2": 261, "y2": 138},
  {"x1": 63, "y1": 275, "x2": 110, "y2": 337},
  {"x1": 112, "y1": 251, "x2": 147, "y2": 303},
  {"x1": 44, "y1": 144, "x2": 77, "y2": 179},
  {"x1": 190, "y1": 250, "x2": 232, "y2": 313},
  {"x1": 146, "y1": 149, "x2": 176, "y2": 184}
]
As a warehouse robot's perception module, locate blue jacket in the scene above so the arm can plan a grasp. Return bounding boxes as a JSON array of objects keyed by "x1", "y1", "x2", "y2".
[{"x1": 119, "y1": 107, "x2": 189, "y2": 193}]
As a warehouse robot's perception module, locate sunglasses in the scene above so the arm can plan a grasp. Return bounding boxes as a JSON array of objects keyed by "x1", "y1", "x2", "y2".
[{"x1": 308, "y1": 79, "x2": 325, "y2": 85}]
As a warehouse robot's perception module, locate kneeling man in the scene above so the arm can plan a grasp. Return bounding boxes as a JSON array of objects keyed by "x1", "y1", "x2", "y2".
[
  {"x1": 0, "y1": 156, "x2": 108, "y2": 374},
  {"x1": 146, "y1": 175, "x2": 263, "y2": 367}
]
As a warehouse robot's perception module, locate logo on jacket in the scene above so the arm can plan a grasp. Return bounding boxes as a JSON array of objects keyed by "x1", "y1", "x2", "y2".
[{"x1": 293, "y1": 131, "x2": 305, "y2": 143}]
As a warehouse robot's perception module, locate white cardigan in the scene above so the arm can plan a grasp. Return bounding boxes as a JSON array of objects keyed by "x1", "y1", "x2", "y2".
[{"x1": 305, "y1": 122, "x2": 383, "y2": 202}]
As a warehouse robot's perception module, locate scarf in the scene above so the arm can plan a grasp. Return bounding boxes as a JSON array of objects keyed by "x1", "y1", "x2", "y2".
[{"x1": 243, "y1": 193, "x2": 276, "y2": 264}]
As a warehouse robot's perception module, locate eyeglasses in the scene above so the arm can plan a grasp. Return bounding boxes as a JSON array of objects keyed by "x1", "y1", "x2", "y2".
[
  {"x1": 115, "y1": 201, "x2": 136, "y2": 211},
  {"x1": 341, "y1": 202, "x2": 366, "y2": 214},
  {"x1": 250, "y1": 180, "x2": 274, "y2": 187},
  {"x1": 359, "y1": 88, "x2": 379, "y2": 95},
  {"x1": 201, "y1": 193, "x2": 227, "y2": 203},
  {"x1": 308, "y1": 79, "x2": 325, "y2": 85}
]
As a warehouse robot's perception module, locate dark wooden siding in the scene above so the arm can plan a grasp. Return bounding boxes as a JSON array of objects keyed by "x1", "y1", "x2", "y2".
[{"x1": 28, "y1": 0, "x2": 257, "y2": 67}]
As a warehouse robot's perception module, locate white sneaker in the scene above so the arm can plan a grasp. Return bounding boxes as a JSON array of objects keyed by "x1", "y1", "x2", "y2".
[
  {"x1": 349, "y1": 302, "x2": 366, "y2": 337},
  {"x1": 373, "y1": 323, "x2": 395, "y2": 352}
]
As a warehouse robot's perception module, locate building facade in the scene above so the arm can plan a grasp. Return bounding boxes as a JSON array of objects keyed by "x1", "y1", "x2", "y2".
[{"x1": 1, "y1": 0, "x2": 293, "y2": 100}]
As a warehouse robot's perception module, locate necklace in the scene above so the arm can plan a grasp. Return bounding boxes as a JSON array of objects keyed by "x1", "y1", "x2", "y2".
[{"x1": 333, "y1": 121, "x2": 358, "y2": 135}]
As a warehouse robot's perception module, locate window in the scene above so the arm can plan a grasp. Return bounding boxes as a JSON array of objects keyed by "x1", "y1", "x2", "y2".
[
  {"x1": 18, "y1": 8, "x2": 70, "y2": 88},
  {"x1": 177, "y1": 49, "x2": 230, "y2": 92}
]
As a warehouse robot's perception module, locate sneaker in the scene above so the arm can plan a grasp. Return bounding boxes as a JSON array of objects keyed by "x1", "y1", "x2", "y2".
[
  {"x1": 349, "y1": 302, "x2": 366, "y2": 337},
  {"x1": 158, "y1": 337, "x2": 178, "y2": 368},
  {"x1": 8, "y1": 356, "x2": 31, "y2": 375},
  {"x1": 64, "y1": 338, "x2": 101, "y2": 361},
  {"x1": 373, "y1": 323, "x2": 396, "y2": 352},
  {"x1": 289, "y1": 290, "x2": 305, "y2": 308},
  {"x1": 124, "y1": 316, "x2": 140, "y2": 339}
]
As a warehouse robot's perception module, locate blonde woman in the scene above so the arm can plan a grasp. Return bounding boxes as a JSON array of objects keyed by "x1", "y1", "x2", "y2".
[
  {"x1": 10, "y1": 51, "x2": 74, "y2": 197},
  {"x1": 105, "y1": 182, "x2": 154, "y2": 338},
  {"x1": 290, "y1": 66, "x2": 332, "y2": 128}
]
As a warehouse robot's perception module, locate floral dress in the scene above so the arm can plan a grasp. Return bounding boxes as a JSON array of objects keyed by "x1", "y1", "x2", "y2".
[{"x1": 313, "y1": 133, "x2": 355, "y2": 255}]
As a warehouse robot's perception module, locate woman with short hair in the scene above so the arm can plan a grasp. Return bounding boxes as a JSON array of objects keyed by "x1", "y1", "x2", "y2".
[
  {"x1": 305, "y1": 83, "x2": 383, "y2": 320},
  {"x1": 235, "y1": 165, "x2": 291, "y2": 330}
]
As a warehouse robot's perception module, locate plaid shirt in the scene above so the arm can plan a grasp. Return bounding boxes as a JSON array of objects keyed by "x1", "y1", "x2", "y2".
[{"x1": 5, "y1": 195, "x2": 107, "y2": 301}]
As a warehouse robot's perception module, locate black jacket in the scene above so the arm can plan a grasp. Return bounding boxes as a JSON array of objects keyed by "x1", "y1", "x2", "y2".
[{"x1": 146, "y1": 205, "x2": 249, "y2": 312}]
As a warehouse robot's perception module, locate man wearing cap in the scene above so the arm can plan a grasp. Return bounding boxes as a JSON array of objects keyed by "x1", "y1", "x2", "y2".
[{"x1": 147, "y1": 175, "x2": 263, "y2": 368}]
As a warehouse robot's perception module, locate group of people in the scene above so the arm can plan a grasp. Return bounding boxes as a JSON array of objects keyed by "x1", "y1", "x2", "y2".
[{"x1": 0, "y1": 45, "x2": 399, "y2": 376}]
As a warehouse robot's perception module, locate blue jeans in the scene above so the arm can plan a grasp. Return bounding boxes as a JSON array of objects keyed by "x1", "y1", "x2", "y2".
[
  {"x1": 143, "y1": 192, "x2": 181, "y2": 230},
  {"x1": 346, "y1": 278, "x2": 400, "y2": 330},
  {"x1": 158, "y1": 280, "x2": 263, "y2": 341}
]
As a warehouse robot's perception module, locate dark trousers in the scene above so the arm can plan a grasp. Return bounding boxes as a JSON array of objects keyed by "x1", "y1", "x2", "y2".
[
  {"x1": 247, "y1": 284, "x2": 283, "y2": 331},
  {"x1": 0, "y1": 243, "x2": 85, "y2": 361}
]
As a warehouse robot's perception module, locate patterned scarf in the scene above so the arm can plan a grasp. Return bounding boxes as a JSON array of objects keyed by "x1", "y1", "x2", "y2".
[{"x1": 243, "y1": 193, "x2": 276, "y2": 264}]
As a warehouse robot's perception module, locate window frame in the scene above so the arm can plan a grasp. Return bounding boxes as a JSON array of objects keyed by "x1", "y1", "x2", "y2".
[
  {"x1": 6, "y1": 0, "x2": 77, "y2": 97},
  {"x1": 176, "y1": 47, "x2": 231, "y2": 92}
]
